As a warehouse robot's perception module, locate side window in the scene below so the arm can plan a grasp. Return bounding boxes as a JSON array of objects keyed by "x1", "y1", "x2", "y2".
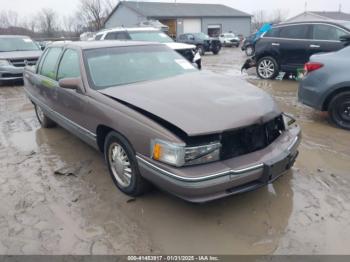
[
  {"x1": 280, "y1": 25, "x2": 310, "y2": 39},
  {"x1": 57, "y1": 49, "x2": 81, "y2": 80},
  {"x1": 105, "y1": 32, "x2": 117, "y2": 40},
  {"x1": 187, "y1": 34, "x2": 194, "y2": 40},
  {"x1": 36, "y1": 49, "x2": 50, "y2": 73},
  {"x1": 264, "y1": 28, "x2": 280, "y2": 38},
  {"x1": 179, "y1": 35, "x2": 186, "y2": 40},
  {"x1": 95, "y1": 34, "x2": 103, "y2": 40},
  {"x1": 40, "y1": 47, "x2": 62, "y2": 80},
  {"x1": 313, "y1": 24, "x2": 347, "y2": 41}
]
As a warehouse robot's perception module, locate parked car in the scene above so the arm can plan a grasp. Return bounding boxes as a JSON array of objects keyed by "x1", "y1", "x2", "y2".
[
  {"x1": 219, "y1": 33, "x2": 240, "y2": 47},
  {"x1": 251, "y1": 21, "x2": 350, "y2": 79},
  {"x1": 299, "y1": 45, "x2": 350, "y2": 130},
  {"x1": 0, "y1": 35, "x2": 42, "y2": 82},
  {"x1": 95, "y1": 27, "x2": 201, "y2": 69},
  {"x1": 23, "y1": 41, "x2": 301, "y2": 203},
  {"x1": 241, "y1": 23, "x2": 273, "y2": 56},
  {"x1": 241, "y1": 34, "x2": 255, "y2": 56},
  {"x1": 177, "y1": 33, "x2": 222, "y2": 55}
]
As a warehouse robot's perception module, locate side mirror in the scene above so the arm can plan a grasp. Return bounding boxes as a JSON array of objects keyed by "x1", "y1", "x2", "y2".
[{"x1": 59, "y1": 77, "x2": 83, "y2": 91}]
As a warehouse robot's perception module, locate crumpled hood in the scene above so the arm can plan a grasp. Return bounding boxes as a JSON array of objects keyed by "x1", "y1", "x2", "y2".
[
  {"x1": 99, "y1": 72, "x2": 280, "y2": 136},
  {"x1": 0, "y1": 50, "x2": 42, "y2": 60},
  {"x1": 165, "y1": 42, "x2": 196, "y2": 50}
]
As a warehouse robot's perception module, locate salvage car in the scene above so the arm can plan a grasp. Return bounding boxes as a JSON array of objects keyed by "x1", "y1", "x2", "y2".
[
  {"x1": 0, "y1": 35, "x2": 42, "y2": 82},
  {"x1": 95, "y1": 27, "x2": 201, "y2": 69},
  {"x1": 23, "y1": 41, "x2": 301, "y2": 203},
  {"x1": 299, "y1": 44, "x2": 350, "y2": 130},
  {"x1": 219, "y1": 33, "x2": 240, "y2": 47},
  {"x1": 178, "y1": 32, "x2": 222, "y2": 55},
  {"x1": 248, "y1": 21, "x2": 350, "y2": 79}
]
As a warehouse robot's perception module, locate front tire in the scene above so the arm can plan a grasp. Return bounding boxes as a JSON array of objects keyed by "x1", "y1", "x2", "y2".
[
  {"x1": 328, "y1": 91, "x2": 350, "y2": 130},
  {"x1": 34, "y1": 104, "x2": 56, "y2": 128},
  {"x1": 245, "y1": 45, "x2": 254, "y2": 56},
  {"x1": 256, "y1": 57, "x2": 279, "y2": 80},
  {"x1": 197, "y1": 45, "x2": 205, "y2": 56},
  {"x1": 104, "y1": 131, "x2": 149, "y2": 196}
]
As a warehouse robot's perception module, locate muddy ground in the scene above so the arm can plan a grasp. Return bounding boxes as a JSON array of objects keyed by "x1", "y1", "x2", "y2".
[{"x1": 0, "y1": 48, "x2": 350, "y2": 255}]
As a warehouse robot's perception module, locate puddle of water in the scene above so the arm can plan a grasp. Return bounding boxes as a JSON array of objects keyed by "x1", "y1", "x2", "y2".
[{"x1": 9, "y1": 130, "x2": 38, "y2": 152}]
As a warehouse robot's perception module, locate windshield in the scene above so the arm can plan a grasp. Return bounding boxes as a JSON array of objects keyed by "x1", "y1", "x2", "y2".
[
  {"x1": 194, "y1": 33, "x2": 210, "y2": 40},
  {"x1": 128, "y1": 31, "x2": 174, "y2": 43},
  {"x1": 84, "y1": 45, "x2": 196, "y2": 89},
  {"x1": 0, "y1": 37, "x2": 40, "y2": 52},
  {"x1": 224, "y1": 34, "x2": 236, "y2": 38}
]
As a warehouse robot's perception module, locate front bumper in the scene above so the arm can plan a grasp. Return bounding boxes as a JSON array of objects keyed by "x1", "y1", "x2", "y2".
[
  {"x1": 138, "y1": 125, "x2": 301, "y2": 203},
  {"x1": 0, "y1": 66, "x2": 24, "y2": 81}
]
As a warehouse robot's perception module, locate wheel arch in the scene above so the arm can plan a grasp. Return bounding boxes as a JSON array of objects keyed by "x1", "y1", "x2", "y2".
[{"x1": 322, "y1": 86, "x2": 350, "y2": 111}]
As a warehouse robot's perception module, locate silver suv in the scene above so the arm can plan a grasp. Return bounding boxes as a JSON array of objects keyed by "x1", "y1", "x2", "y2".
[{"x1": 0, "y1": 35, "x2": 42, "y2": 82}]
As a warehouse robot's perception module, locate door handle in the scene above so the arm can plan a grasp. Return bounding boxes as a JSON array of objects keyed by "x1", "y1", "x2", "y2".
[
  {"x1": 310, "y1": 44, "x2": 320, "y2": 48},
  {"x1": 272, "y1": 43, "x2": 280, "y2": 46}
]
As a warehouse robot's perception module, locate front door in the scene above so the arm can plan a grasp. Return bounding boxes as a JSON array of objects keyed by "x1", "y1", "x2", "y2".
[
  {"x1": 278, "y1": 24, "x2": 312, "y2": 72},
  {"x1": 54, "y1": 48, "x2": 89, "y2": 134}
]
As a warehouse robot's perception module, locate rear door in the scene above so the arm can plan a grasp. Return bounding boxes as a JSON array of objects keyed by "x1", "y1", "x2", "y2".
[
  {"x1": 309, "y1": 23, "x2": 348, "y2": 57},
  {"x1": 36, "y1": 47, "x2": 63, "y2": 111},
  {"x1": 278, "y1": 24, "x2": 312, "y2": 72}
]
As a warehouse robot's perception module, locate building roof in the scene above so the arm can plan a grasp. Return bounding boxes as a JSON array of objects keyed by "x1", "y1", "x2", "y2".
[
  {"x1": 286, "y1": 11, "x2": 350, "y2": 23},
  {"x1": 310, "y1": 11, "x2": 350, "y2": 21},
  {"x1": 109, "y1": 1, "x2": 251, "y2": 20}
]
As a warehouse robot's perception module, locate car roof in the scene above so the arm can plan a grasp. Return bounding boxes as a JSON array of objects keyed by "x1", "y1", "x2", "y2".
[
  {"x1": 276, "y1": 20, "x2": 349, "y2": 29},
  {"x1": 96, "y1": 27, "x2": 159, "y2": 35},
  {"x1": 50, "y1": 40, "x2": 162, "y2": 50},
  {"x1": 0, "y1": 35, "x2": 32, "y2": 39}
]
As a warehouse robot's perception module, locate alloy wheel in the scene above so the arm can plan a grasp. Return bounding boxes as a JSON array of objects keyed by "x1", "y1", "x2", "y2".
[
  {"x1": 258, "y1": 59, "x2": 275, "y2": 79},
  {"x1": 108, "y1": 142, "x2": 133, "y2": 188}
]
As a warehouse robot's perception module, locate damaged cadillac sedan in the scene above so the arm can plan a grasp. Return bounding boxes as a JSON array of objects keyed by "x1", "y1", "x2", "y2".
[{"x1": 23, "y1": 41, "x2": 301, "y2": 203}]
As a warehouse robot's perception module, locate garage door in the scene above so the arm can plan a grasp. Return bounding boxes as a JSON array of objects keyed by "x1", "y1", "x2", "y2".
[{"x1": 183, "y1": 19, "x2": 202, "y2": 33}]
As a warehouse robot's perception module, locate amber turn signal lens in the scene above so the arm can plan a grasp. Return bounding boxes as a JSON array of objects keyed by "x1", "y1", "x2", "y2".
[{"x1": 153, "y1": 143, "x2": 162, "y2": 160}]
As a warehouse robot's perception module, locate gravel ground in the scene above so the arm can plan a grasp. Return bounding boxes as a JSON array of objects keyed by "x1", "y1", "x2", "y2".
[{"x1": 0, "y1": 47, "x2": 350, "y2": 255}]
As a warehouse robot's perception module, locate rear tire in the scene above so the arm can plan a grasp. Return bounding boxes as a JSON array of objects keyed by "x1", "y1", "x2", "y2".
[
  {"x1": 34, "y1": 104, "x2": 56, "y2": 128},
  {"x1": 256, "y1": 57, "x2": 279, "y2": 80},
  {"x1": 328, "y1": 91, "x2": 350, "y2": 130},
  {"x1": 104, "y1": 131, "x2": 150, "y2": 197}
]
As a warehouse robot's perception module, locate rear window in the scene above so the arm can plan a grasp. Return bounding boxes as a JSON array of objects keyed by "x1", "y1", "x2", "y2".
[
  {"x1": 105, "y1": 31, "x2": 131, "y2": 40},
  {"x1": 279, "y1": 25, "x2": 310, "y2": 39},
  {"x1": 95, "y1": 34, "x2": 103, "y2": 40}
]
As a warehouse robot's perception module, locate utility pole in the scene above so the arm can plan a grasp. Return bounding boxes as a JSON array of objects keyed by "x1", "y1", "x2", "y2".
[
  {"x1": 339, "y1": 4, "x2": 342, "y2": 12},
  {"x1": 304, "y1": 1, "x2": 308, "y2": 13}
]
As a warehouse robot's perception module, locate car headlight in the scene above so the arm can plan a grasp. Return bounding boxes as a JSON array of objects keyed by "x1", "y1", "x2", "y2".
[
  {"x1": 283, "y1": 113, "x2": 297, "y2": 130},
  {"x1": 151, "y1": 139, "x2": 221, "y2": 167},
  {"x1": 0, "y1": 60, "x2": 10, "y2": 66}
]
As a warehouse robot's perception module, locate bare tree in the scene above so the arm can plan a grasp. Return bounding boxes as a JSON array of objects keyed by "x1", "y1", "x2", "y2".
[
  {"x1": 38, "y1": 8, "x2": 58, "y2": 36},
  {"x1": 252, "y1": 10, "x2": 267, "y2": 31},
  {"x1": 270, "y1": 9, "x2": 289, "y2": 24},
  {"x1": 0, "y1": 10, "x2": 19, "y2": 28},
  {"x1": 79, "y1": 0, "x2": 116, "y2": 31},
  {"x1": 252, "y1": 9, "x2": 289, "y2": 30}
]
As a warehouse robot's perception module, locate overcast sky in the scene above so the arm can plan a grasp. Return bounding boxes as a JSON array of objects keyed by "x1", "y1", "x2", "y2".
[{"x1": 1, "y1": 0, "x2": 349, "y2": 19}]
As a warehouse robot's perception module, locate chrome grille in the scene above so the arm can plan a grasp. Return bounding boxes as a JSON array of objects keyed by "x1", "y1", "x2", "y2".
[{"x1": 9, "y1": 58, "x2": 38, "y2": 67}]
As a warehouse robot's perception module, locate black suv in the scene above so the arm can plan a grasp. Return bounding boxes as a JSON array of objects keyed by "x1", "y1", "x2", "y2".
[
  {"x1": 178, "y1": 33, "x2": 222, "y2": 55},
  {"x1": 253, "y1": 21, "x2": 350, "y2": 79}
]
